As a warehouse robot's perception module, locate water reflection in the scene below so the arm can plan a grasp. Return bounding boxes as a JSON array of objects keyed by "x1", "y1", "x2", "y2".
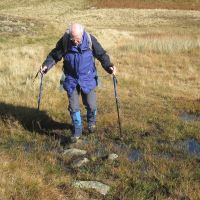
[
  {"x1": 180, "y1": 112, "x2": 200, "y2": 121},
  {"x1": 157, "y1": 139, "x2": 200, "y2": 159},
  {"x1": 181, "y1": 139, "x2": 200, "y2": 157}
]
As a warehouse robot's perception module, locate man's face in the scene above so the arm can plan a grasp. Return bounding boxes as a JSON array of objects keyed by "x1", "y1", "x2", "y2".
[{"x1": 70, "y1": 32, "x2": 82, "y2": 46}]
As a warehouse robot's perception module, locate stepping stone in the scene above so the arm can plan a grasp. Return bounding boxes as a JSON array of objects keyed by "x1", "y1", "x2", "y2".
[
  {"x1": 73, "y1": 181, "x2": 110, "y2": 195},
  {"x1": 63, "y1": 148, "x2": 87, "y2": 156}
]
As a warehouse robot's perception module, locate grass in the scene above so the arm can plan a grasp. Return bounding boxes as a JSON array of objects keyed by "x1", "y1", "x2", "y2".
[
  {"x1": 0, "y1": 0, "x2": 200, "y2": 199},
  {"x1": 90, "y1": 0, "x2": 200, "y2": 10}
]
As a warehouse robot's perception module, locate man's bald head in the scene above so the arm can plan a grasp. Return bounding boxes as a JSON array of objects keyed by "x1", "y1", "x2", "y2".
[
  {"x1": 69, "y1": 23, "x2": 84, "y2": 45},
  {"x1": 69, "y1": 23, "x2": 84, "y2": 35}
]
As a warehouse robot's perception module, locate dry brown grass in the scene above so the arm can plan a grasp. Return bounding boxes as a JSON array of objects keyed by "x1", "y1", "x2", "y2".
[
  {"x1": 0, "y1": 151, "x2": 71, "y2": 200},
  {"x1": 0, "y1": 0, "x2": 200, "y2": 199}
]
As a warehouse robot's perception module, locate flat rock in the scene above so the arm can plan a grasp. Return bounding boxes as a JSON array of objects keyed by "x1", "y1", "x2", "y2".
[
  {"x1": 63, "y1": 148, "x2": 87, "y2": 156},
  {"x1": 73, "y1": 181, "x2": 110, "y2": 195}
]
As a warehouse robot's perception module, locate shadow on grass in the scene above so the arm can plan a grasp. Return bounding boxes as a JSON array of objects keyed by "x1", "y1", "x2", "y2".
[{"x1": 0, "y1": 102, "x2": 72, "y2": 145}]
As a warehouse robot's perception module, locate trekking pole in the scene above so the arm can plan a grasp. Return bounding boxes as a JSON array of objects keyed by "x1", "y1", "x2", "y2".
[
  {"x1": 112, "y1": 75, "x2": 122, "y2": 136},
  {"x1": 37, "y1": 73, "x2": 44, "y2": 111}
]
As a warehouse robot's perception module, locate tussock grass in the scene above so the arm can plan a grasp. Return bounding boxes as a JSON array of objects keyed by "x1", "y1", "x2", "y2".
[
  {"x1": 120, "y1": 37, "x2": 200, "y2": 54},
  {"x1": 0, "y1": 0, "x2": 200, "y2": 199}
]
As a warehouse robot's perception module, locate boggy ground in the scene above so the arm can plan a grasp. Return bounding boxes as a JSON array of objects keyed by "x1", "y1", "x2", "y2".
[{"x1": 0, "y1": 0, "x2": 200, "y2": 199}]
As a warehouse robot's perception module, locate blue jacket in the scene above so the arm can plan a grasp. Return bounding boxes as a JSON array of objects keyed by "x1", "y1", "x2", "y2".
[{"x1": 43, "y1": 31, "x2": 113, "y2": 96}]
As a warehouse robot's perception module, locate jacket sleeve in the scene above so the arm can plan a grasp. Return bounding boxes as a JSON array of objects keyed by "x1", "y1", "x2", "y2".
[
  {"x1": 42, "y1": 36, "x2": 65, "y2": 71},
  {"x1": 90, "y1": 34, "x2": 114, "y2": 74}
]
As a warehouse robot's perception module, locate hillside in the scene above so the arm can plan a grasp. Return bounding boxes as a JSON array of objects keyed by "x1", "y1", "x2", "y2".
[{"x1": 0, "y1": 0, "x2": 200, "y2": 199}]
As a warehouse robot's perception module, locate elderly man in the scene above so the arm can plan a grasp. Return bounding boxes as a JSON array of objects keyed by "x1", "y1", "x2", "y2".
[{"x1": 41, "y1": 23, "x2": 116, "y2": 140}]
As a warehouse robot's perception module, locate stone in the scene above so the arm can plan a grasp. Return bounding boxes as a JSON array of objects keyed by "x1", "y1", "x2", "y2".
[
  {"x1": 108, "y1": 153, "x2": 118, "y2": 160},
  {"x1": 73, "y1": 181, "x2": 110, "y2": 195},
  {"x1": 63, "y1": 148, "x2": 87, "y2": 156}
]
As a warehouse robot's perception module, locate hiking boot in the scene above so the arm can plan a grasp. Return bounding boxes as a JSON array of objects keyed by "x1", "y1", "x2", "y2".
[{"x1": 88, "y1": 124, "x2": 96, "y2": 133}]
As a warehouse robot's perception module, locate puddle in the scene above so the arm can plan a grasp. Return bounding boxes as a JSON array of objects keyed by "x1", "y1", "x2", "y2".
[
  {"x1": 112, "y1": 142, "x2": 143, "y2": 161},
  {"x1": 180, "y1": 139, "x2": 200, "y2": 158},
  {"x1": 180, "y1": 112, "x2": 200, "y2": 121},
  {"x1": 128, "y1": 149, "x2": 143, "y2": 161},
  {"x1": 157, "y1": 139, "x2": 200, "y2": 159}
]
